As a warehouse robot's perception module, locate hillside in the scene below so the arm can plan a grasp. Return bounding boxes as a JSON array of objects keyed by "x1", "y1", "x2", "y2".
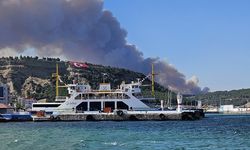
[
  {"x1": 185, "y1": 88, "x2": 250, "y2": 106},
  {"x1": 1, "y1": 56, "x2": 249, "y2": 107},
  {"x1": 0, "y1": 56, "x2": 171, "y2": 102}
]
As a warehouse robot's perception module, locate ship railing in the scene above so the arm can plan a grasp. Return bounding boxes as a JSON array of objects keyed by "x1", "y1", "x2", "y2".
[
  {"x1": 53, "y1": 108, "x2": 76, "y2": 114},
  {"x1": 140, "y1": 97, "x2": 156, "y2": 101},
  {"x1": 182, "y1": 105, "x2": 199, "y2": 110},
  {"x1": 55, "y1": 96, "x2": 67, "y2": 102}
]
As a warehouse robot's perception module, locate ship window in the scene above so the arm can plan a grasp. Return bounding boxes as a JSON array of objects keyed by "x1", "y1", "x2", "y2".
[
  {"x1": 82, "y1": 94, "x2": 88, "y2": 99},
  {"x1": 76, "y1": 102, "x2": 87, "y2": 112},
  {"x1": 109, "y1": 93, "x2": 116, "y2": 99},
  {"x1": 104, "y1": 102, "x2": 115, "y2": 111},
  {"x1": 117, "y1": 101, "x2": 129, "y2": 110},
  {"x1": 123, "y1": 94, "x2": 130, "y2": 99},
  {"x1": 0, "y1": 87, "x2": 3, "y2": 97},
  {"x1": 90, "y1": 102, "x2": 101, "y2": 111},
  {"x1": 132, "y1": 93, "x2": 142, "y2": 98},
  {"x1": 32, "y1": 104, "x2": 61, "y2": 107},
  {"x1": 118, "y1": 94, "x2": 122, "y2": 99},
  {"x1": 88, "y1": 93, "x2": 95, "y2": 99},
  {"x1": 75, "y1": 94, "x2": 81, "y2": 99},
  {"x1": 132, "y1": 85, "x2": 139, "y2": 88}
]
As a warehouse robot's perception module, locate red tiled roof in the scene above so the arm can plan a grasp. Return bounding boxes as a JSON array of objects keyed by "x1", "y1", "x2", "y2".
[{"x1": 0, "y1": 103, "x2": 14, "y2": 109}]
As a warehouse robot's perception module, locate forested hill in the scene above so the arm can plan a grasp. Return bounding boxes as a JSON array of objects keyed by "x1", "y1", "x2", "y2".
[
  {"x1": 1, "y1": 56, "x2": 248, "y2": 106},
  {"x1": 185, "y1": 88, "x2": 250, "y2": 106},
  {"x1": 0, "y1": 56, "x2": 168, "y2": 102}
]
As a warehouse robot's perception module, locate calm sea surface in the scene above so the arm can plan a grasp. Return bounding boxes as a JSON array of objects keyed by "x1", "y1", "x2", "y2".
[{"x1": 0, "y1": 114, "x2": 250, "y2": 150}]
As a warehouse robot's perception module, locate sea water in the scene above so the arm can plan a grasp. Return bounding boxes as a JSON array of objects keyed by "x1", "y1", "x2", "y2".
[{"x1": 0, "y1": 114, "x2": 250, "y2": 150}]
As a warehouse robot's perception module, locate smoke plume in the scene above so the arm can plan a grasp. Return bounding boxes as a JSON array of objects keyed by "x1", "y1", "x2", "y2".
[{"x1": 0, "y1": 0, "x2": 209, "y2": 94}]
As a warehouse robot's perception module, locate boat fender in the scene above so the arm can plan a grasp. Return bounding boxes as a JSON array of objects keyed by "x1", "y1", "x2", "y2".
[
  {"x1": 55, "y1": 116, "x2": 61, "y2": 121},
  {"x1": 117, "y1": 110, "x2": 124, "y2": 116},
  {"x1": 49, "y1": 116, "x2": 55, "y2": 120},
  {"x1": 129, "y1": 115, "x2": 138, "y2": 121},
  {"x1": 159, "y1": 114, "x2": 166, "y2": 120}
]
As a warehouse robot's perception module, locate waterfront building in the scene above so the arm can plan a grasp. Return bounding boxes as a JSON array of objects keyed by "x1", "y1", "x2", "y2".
[
  {"x1": 0, "y1": 84, "x2": 9, "y2": 105},
  {"x1": 219, "y1": 105, "x2": 250, "y2": 113},
  {"x1": 0, "y1": 103, "x2": 14, "y2": 114},
  {"x1": 219, "y1": 105, "x2": 234, "y2": 112},
  {"x1": 17, "y1": 98, "x2": 37, "y2": 110}
]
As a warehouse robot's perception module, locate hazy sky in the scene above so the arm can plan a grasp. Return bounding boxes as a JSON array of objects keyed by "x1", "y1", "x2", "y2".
[{"x1": 104, "y1": 0, "x2": 250, "y2": 91}]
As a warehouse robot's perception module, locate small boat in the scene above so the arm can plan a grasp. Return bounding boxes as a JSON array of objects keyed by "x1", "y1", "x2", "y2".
[
  {"x1": 0, "y1": 114, "x2": 11, "y2": 122},
  {"x1": 0, "y1": 113, "x2": 33, "y2": 122}
]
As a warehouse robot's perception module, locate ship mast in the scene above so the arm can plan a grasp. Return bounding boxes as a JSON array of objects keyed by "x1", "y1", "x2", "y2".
[
  {"x1": 52, "y1": 64, "x2": 60, "y2": 97},
  {"x1": 56, "y1": 63, "x2": 59, "y2": 97},
  {"x1": 151, "y1": 63, "x2": 155, "y2": 97}
]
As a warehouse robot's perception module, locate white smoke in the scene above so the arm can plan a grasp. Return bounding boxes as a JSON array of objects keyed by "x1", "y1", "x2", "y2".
[
  {"x1": 0, "y1": 47, "x2": 19, "y2": 57},
  {"x1": 0, "y1": 0, "x2": 209, "y2": 94}
]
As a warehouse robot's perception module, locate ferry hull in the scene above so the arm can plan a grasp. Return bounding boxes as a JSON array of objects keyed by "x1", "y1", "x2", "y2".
[{"x1": 33, "y1": 110, "x2": 204, "y2": 121}]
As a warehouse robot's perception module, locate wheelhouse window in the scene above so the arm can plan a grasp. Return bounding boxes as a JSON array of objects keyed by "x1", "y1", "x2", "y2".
[
  {"x1": 75, "y1": 94, "x2": 82, "y2": 99},
  {"x1": 123, "y1": 94, "x2": 130, "y2": 99},
  {"x1": 132, "y1": 85, "x2": 138, "y2": 88},
  {"x1": 132, "y1": 93, "x2": 143, "y2": 98}
]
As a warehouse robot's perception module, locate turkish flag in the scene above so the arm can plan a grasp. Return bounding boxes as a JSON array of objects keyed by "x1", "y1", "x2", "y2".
[{"x1": 69, "y1": 61, "x2": 89, "y2": 69}]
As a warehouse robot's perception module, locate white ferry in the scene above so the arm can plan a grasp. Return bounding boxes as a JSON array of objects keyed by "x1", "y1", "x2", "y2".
[
  {"x1": 32, "y1": 64, "x2": 161, "y2": 114},
  {"x1": 31, "y1": 64, "x2": 204, "y2": 121},
  {"x1": 32, "y1": 79, "x2": 164, "y2": 114}
]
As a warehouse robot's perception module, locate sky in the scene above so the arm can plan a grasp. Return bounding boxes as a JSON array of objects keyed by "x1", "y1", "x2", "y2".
[{"x1": 104, "y1": 0, "x2": 250, "y2": 91}]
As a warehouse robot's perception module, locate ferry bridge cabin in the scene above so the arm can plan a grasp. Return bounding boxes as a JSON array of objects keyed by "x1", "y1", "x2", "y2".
[{"x1": 32, "y1": 81, "x2": 150, "y2": 113}]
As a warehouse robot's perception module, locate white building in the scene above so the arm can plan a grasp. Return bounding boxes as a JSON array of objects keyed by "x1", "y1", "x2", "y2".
[
  {"x1": 219, "y1": 105, "x2": 234, "y2": 112},
  {"x1": 17, "y1": 98, "x2": 37, "y2": 110},
  {"x1": 219, "y1": 105, "x2": 250, "y2": 113}
]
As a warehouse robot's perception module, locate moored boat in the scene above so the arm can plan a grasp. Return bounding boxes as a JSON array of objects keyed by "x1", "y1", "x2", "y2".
[{"x1": 31, "y1": 64, "x2": 204, "y2": 121}]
